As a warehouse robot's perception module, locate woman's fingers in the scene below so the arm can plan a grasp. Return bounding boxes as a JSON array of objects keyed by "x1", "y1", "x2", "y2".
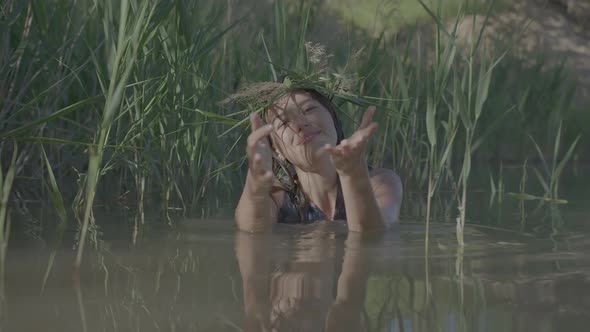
[
  {"x1": 251, "y1": 153, "x2": 273, "y2": 181},
  {"x1": 319, "y1": 144, "x2": 342, "y2": 161},
  {"x1": 350, "y1": 121, "x2": 378, "y2": 145},
  {"x1": 249, "y1": 112, "x2": 265, "y2": 132},
  {"x1": 246, "y1": 113, "x2": 274, "y2": 191},
  {"x1": 352, "y1": 106, "x2": 377, "y2": 145},
  {"x1": 340, "y1": 139, "x2": 351, "y2": 154},
  {"x1": 316, "y1": 144, "x2": 331, "y2": 159},
  {"x1": 246, "y1": 118, "x2": 273, "y2": 178},
  {"x1": 362, "y1": 122, "x2": 378, "y2": 140},
  {"x1": 328, "y1": 123, "x2": 377, "y2": 155},
  {"x1": 252, "y1": 152, "x2": 263, "y2": 170},
  {"x1": 359, "y1": 106, "x2": 376, "y2": 129},
  {"x1": 322, "y1": 107, "x2": 376, "y2": 176},
  {"x1": 247, "y1": 124, "x2": 273, "y2": 152},
  {"x1": 252, "y1": 153, "x2": 268, "y2": 174},
  {"x1": 325, "y1": 144, "x2": 344, "y2": 158},
  {"x1": 262, "y1": 170, "x2": 273, "y2": 181}
]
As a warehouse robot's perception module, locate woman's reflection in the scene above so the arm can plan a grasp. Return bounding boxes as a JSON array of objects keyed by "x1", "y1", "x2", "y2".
[{"x1": 235, "y1": 227, "x2": 374, "y2": 332}]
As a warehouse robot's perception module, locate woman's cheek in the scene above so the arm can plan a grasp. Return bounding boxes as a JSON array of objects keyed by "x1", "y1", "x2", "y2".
[
  {"x1": 316, "y1": 114, "x2": 336, "y2": 136},
  {"x1": 281, "y1": 131, "x2": 297, "y2": 156}
]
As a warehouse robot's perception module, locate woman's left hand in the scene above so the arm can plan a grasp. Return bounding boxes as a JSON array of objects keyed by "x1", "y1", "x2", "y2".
[{"x1": 321, "y1": 106, "x2": 378, "y2": 177}]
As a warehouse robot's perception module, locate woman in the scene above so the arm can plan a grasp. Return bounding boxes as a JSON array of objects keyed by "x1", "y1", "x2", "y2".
[{"x1": 235, "y1": 87, "x2": 402, "y2": 232}]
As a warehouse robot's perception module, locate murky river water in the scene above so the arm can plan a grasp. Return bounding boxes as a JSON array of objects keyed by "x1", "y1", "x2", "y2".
[
  {"x1": 2, "y1": 167, "x2": 590, "y2": 331},
  {"x1": 3, "y1": 220, "x2": 590, "y2": 331}
]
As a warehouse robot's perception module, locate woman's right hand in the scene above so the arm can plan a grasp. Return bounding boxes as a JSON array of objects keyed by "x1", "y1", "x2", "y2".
[{"x1": 246, "y1": 112, "x2": 274, "y2": 196}]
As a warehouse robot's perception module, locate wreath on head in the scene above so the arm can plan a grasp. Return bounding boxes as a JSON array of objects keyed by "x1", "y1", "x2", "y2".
[{"x1": 220, "y1": 42, "x2": 373, "y2": 116}]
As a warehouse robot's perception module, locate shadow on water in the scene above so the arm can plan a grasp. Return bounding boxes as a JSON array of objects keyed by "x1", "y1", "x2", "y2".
[{"x1": 3, "y1": 216, "x2": 590, "y2": 331}]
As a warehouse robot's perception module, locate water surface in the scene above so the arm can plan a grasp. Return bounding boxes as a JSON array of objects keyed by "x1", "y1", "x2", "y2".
[
  {"x1": 4, "y1": 218, "x2": 590, "y2": 332},
  {"x1": 3, "y1": 167, "x2": 590, "y2": 331}
]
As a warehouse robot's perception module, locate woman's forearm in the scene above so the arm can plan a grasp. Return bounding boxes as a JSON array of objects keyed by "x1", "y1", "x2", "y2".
[
  {"x1": 235, "y1": 171, "x2": 276, "y2": 232},
  {"x1": 339, "y1": 168, "x2": 384, "y2": 232}
]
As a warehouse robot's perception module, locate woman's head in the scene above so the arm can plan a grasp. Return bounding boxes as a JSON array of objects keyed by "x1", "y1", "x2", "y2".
[{"x1": 264, "y1": 89, "x2": 344, "y2": 172}]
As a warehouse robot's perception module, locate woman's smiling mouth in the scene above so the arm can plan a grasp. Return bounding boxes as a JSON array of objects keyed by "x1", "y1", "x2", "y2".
[{"x1": 298, "y1": 131, "x2": 321, "y2": 145}]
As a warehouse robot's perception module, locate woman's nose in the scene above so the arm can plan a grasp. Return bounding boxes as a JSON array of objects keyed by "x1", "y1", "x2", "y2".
[
  {"x1": 294, "y1": 114, "x2": 310, "y2": 132},
  {"x1": 296, "y1": 122, "x2": 309, "y2": 133}
]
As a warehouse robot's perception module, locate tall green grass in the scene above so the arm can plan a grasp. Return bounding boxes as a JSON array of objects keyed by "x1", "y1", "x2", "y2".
[
  {"x1": 0, "y1": 143, "x2": 17, "y2": 297},
  {"x1": 0, "y1": 0, "x2": 585, "y2": 250}
]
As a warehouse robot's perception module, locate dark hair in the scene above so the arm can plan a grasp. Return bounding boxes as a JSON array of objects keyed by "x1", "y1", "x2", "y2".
[{"x1": 265, "y1": 88, "x2": 345, "y2": 222}]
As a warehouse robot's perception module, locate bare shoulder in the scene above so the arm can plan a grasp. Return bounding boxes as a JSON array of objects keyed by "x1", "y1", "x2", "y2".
[
  {"x1": 369, "y1": 168, "x2": 403, "y2": 223},
  {"x1": 369, "y1": 168, "x2": 402, "y2": 194},
  {"x1": 369, "y1": 167, "x2": 399, "y2": 178}
]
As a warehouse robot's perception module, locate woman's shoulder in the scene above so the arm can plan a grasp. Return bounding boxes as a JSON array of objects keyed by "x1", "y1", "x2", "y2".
[
  {"x1": 369, "y1": 167, "x2": 402, "y2": 195},
  {"x1": 369, "y1": 167, "x2": 401, "y2": 179}
]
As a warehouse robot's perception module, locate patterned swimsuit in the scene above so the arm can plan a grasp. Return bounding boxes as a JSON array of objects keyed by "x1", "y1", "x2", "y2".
[{"x1": 277, "y1": 179, "x2": 347, "y2": 224}]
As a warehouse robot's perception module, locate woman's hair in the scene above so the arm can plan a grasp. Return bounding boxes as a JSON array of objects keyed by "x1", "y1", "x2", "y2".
[{"x1": 264, "y1": 87, "x2": 345, "y2": 222}]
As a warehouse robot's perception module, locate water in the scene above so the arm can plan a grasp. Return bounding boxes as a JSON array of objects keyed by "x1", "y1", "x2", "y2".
[
  {"x1": 2, "y1": 217, "x2": 590, "y2": 332},
  {"x1": 2, "y1": 167, "x2": 590, "y2": 331}
]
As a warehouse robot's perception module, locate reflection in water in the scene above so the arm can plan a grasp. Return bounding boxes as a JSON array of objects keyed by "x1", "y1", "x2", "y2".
[
  {"x1": 236, "y1": 228, "x2": 375, "y2": 332},
  {"x1": 3, "y1": 220, "x2": 590, "y2": 331}
]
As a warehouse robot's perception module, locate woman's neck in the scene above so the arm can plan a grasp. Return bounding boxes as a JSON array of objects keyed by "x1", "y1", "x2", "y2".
[{"x1": 295, "y1": 159, "x2": 339, "y2": 220}]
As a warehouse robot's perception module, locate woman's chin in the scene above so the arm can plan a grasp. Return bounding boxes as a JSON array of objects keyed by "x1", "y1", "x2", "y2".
[
  {"x1": 290, "y1": 137, "x2": 336, "y2": 171},
  {"x1": 292, "y1": 154, "x2": 331, "y2": 173}
]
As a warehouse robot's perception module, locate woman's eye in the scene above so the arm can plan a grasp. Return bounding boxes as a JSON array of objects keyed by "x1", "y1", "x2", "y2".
[{"x1": 278, "y1": 120, "x2": 288, "y2": 128}]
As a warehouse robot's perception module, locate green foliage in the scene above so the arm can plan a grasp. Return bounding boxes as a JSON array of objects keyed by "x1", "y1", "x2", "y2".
[{"x1": 0, "y1": 0, "x2": 585, "y2": 229}]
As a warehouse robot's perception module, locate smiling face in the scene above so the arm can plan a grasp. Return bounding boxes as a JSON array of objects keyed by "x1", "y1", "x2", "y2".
[{"x1": 265, "y1": 90, "x2": 339, "y2": 171}]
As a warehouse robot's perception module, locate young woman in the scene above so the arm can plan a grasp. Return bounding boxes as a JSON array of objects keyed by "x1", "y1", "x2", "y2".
[{"x1": 235, "y1": 88, "x2": 402, "y2": 232}]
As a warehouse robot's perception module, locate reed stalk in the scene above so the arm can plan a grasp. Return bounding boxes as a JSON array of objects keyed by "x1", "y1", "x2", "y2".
[
  {"x1": 0, "y1": 143, "x2": 17, "y2": 297},
  {"x1": 74, "y1": 0, "x2": 158, "y2": 269}
]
